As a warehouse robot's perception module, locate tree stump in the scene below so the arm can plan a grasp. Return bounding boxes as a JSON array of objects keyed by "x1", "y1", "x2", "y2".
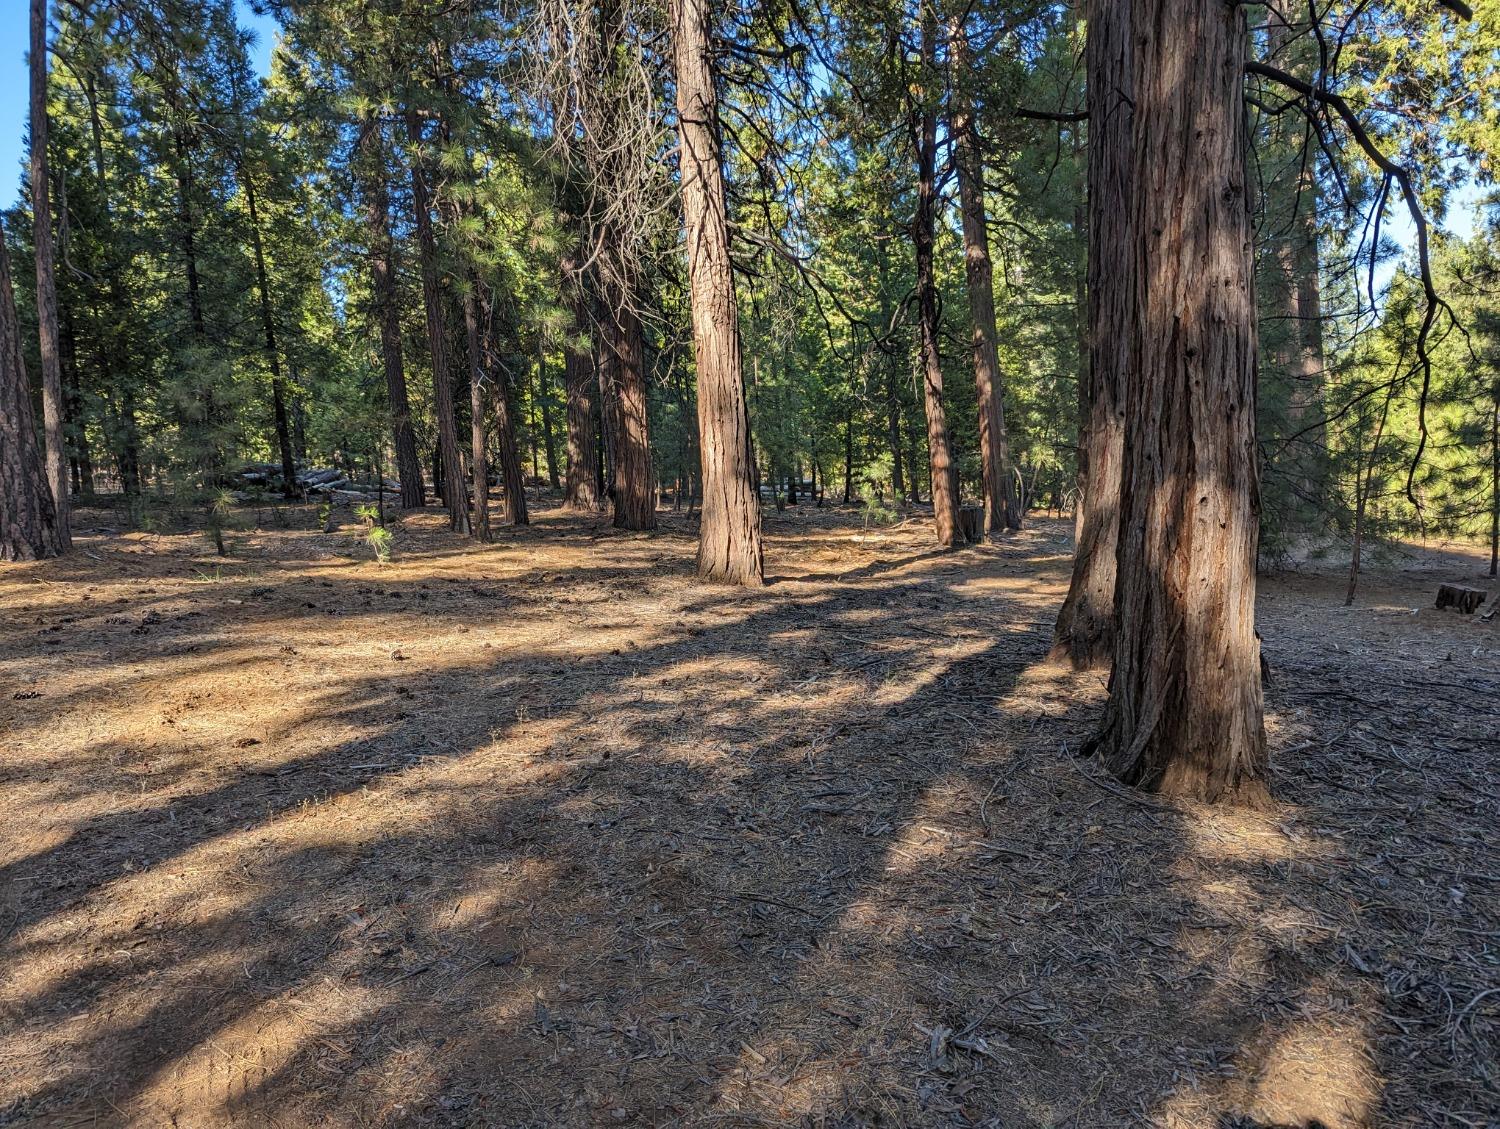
[
  {"x1": 959, "y1": 505, "x2": 984, "y2": 544},
  {"x1": 1435, "y1": 584, "x2": 1488, "y2": 614}
]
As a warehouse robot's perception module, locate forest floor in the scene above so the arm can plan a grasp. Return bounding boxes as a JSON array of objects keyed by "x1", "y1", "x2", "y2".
[{"x1": 1, "y1": 499, "x2": 1496, "y2": 1129}]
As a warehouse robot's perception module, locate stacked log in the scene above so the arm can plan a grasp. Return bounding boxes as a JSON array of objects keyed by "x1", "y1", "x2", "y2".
[{"x1": 227, "y1": 463, "x2": 403, "y2": 506}]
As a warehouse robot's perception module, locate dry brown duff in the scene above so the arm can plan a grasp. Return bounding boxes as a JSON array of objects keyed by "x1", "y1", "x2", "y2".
[{"x1": 0, "y1": 505, "x2": 1495, "y2": 1127}]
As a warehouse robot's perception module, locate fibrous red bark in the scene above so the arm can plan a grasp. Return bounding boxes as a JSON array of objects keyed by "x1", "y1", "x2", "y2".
[
  {"x1": 1, "y1": 216, "x2": 64, "y2": 561},
  {"x1": 1088, "y1": 0, "x2": 1268, "y2": 804},
  {"x1": 671, "y1": 0, "x2": 763, "y2": 584},
  {"x1": 1050, "y1": 0, "x2": 1130, "y2": 670}
]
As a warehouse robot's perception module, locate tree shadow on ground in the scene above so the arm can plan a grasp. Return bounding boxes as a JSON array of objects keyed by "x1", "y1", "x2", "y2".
[{"x1": 1, "y1": 513, "x2": 1494, "y2": 1127}]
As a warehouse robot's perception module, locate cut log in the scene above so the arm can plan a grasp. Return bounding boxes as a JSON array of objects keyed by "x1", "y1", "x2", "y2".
[
  {"x1": 958, "y1": 505, "x2": 984, "y2": 544},
  {"x1": 1435, "y1": 584, "x2": 1488, "y2": 615}
]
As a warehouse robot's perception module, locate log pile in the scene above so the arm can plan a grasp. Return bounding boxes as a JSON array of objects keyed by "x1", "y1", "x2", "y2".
[
  {"x1": 1435, "y1": 584, "x2": 1489, "y2": 615},
  {"x1": 229, "y1": 463, "x2": 401, "y2": 506}
]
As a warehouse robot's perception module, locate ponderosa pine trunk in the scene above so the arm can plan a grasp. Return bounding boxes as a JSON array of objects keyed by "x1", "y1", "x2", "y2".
[
  {"x1": 1049, "y1": 0, "x2": 1130, "y2": 670},
  {"x1": 59, "y1": 294, "x2": 92, "y2": 495},
  {"x1": 1490, "y1": 385, "x2": 1498, "y2": 578},
  {"x1": 671, "y1": 0, "x2": 763, "y2": 585},
  {"x1": 605, "y1": 297, "x2": 656, "y2": 531},
  {"x1": 1088, "y1": 0, "x2": 1267, "y2": 804},
  {"x1": 30, "y1": 0, "x2": 69, "y2": 547},
  {"x1": 1267, "y1": 5, "x2": 1327, "y2": 503},
  {"x1": 82, "y1": 68, "x2": 139, "y2": 496},
  {"x1": 358, "y1": 119, "x2": 424, "y2": 509},
  {"x1": 949, "y1": 23, "x2": 1019, "y2": 534},
  {"x1": 408, "y1": 111, "x2": 469, "y2": 533},
  {"x1": 561, "y1": 251, "x2": 603, "y2": 510},
  {"x1": 875, "y1": 252, "x2": 905, "y2": 502},
  {"x1": 1, "y1": 217, "x2": 64, "y2": 560},
  {"x1": 458, "y1": 276, "x2": 492, "y2": 542},
  {"x1": 908, "y1": 9, "x2": 960, "y2": 548},
  {"x1": 538, "y1": 343, "x2": 560, "y2": 490},
  {"x1": 174, "y1": 124, "x2": 230, "y2": 501},
  {"x1": 240, "y1": 162, "x2": 298, "y2": 497},
  {"x1": 484, "y1": 296, "x2": 528, "y2": 527},
  {"x1": 1344, "y1": 383, "x2": 1394, "y2": 607}
]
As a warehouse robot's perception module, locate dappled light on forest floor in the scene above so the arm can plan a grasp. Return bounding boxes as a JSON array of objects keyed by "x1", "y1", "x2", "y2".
[{"x1": 1, "y1": 505, "x2": 1495, "y2": 1126}]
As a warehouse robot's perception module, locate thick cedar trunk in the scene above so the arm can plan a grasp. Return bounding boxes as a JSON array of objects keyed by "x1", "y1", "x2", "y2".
[
  {"x1": 1050, "y1": 0, "x2": 1129, "y2": 670},
  {"x1": 408, "y1": 112, "x2": 469, "y2": 532},
  {"x1": 1, "y1": 217, "x2": 64, "y2": 560},
  {"x1": 560, "y1": 252, "x2": 602, "y2": 510},
  {"x1": 672, "y1": 0, "x2": 763, "y2": 584},
  {"x1": 241, "y1": 164, "x2": 298, "y2": 496},
  {"x1": 359, "y1": 119, "x2": 424, "y2": 509},
  {"x1": 909, "y1": 13, "x2": 960, "y2": 549},
  {"x1": 1089, "y1": 0, "x2": 1267, "y2": 803},
  {"x1": 30, "y1": 0, "x2": 69, "y2": 545},
  {"x1": 605, "y1": 298, "x2": 656, "y2": 531},
  {"x1": 949, "y1": 27, "x2": 1019, "y2": 534},
  {"x1": 458, "y1": 279, "x2": 492, "y2": 541}
]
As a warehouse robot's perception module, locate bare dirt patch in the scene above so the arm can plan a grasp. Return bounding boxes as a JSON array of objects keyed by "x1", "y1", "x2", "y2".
[{"x1": 1, "y1": 503, "x2": 1496, "y2": 1127}]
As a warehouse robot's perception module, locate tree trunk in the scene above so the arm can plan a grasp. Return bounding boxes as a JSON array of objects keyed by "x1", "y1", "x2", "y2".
[
  {"x1": 1, "y1": 216, "x2": 64, "y2": 560},
  {"x1": 60, "y1": 301, "x2": 93, "y2": 495},
  {"x1": 909, "y1": 14, "x2": 960, "y2": 549},
  {"x1": 240, "y1": 162, "x2": 298, "y2": 497},
  {"x1": 1087, "y1": 0, "x2": 1267, "y2": 804},
  {"x1": 485, "y1": 296, "x2": 528, "y2": 527},
  {"x1": 1070, "y1": 196, "x2": 1087, "y2": 533},
  {"x1": 359, "y1": 118, "x2": 424, "y2": 510},
  {"x1": 408, "y1": 111, "x2": 468, "y2": 532},
  {"x1": 458, "y1": 277, "x2": 492, "y2": 541},
  {"x1": 174, "y1": 123, "x2": 228, "y2": 493},
  {"x1": 672, "y1": 0, "x2": 764, "y2": 583},
  {"x1": 1346, "y1": 383, "x2": 1395, "y2": 606},
  {"x1": 560, "y1": 253, "x2": 602, "y2": 510},
  {"x1": 1049, "y1": 0, "x2": 1130, "y2": 671},
  {"x1": 875, "y1": 256, "x2": 905, "y2": 502},
  {"x1": 538, "y1": 343, "x2": 560, "y2": 490},
  {"x1": 605, "y1": 299, "x2": 656, "y2": 531},
  {"x1": 82, "y1": 66, "x2": 137, "y2": 496},
  {"x1": 30, "y1": 0, "x2": 69, "y2": 546},
  {"x1": 843, "y1": 402, "x2": 854, "y2": 503},
  {"x1": 1490, "y1": 384, "x2": 1498, "y2": 579},
  {"x1": 949, "y1": 24, "x2": 1020, "y2": 534},
  {"x1": 1267, "y1": 6, "x2": 1328, "y2": 502}
]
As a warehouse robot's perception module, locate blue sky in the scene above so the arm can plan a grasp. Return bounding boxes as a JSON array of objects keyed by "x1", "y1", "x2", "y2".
[{"x1": 0, "y1": 0, "x2": 277, "y2": 210}]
